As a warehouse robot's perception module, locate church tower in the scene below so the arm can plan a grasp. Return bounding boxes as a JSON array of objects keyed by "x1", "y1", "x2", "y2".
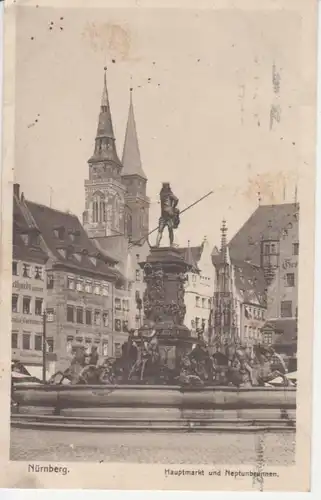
[
  {"x1": 121, "y1": 89, "x2": 150, "y2": 244},
  {"x1": 83, "y1": 69, "x2": 126, "y2": 238}
]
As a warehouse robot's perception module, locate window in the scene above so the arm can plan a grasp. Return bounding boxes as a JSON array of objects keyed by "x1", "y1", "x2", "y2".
[
  {"x1": 67, "y1": 277, "x2": 75, "y2": 290},
  {"x1": 12, "y1": 294, "x2": 18, "y2": 313},
  {"x1": 123, "y1": 299, "x2": 129, "y2": 312},
  {"x1": 46, "y1": 309, "x2": 54, "y2": 322},
  {"x1": 53, "y1": 227, "x2": 65, "y2": 239},
  {"x1": 46, "y1": 338, "x2": 54, "y2": 352},
  {"x1": 286, "y1": 273, "x2": 295, "y2": 287},
  {"x1": 21, "y1": 234, "x2": 29, "y2": 245},
  {"x1": 94, "y1": 283, "x2": 100, "y2": 295},
  {"x1": 244, "y1": 326, "x2": 248, "y2": 339},
  {"x1": 264, "y1": 243, "x2": 270, "y2": 255},
  {"x1": 115, "y1": 298, "x2": 121, "y2": 310},
  {"x1": 208, "y1": 299, "x2": 211, "y2": 309},
  {"x1": 135, "y1": 315, "x2": 140, "y2": 329},
  {"x1": 67, "y1": 305, "x2": 74, "y2": 322},
  {"x1": 103, "y1": 312, "x2": 109, "y2": 327},
  {"x1": 293, "y1": 243, "x2": 299, "y2": 256},
  {"x1": 102, "y1": 341, "x2": 108, "y2": 356},
  {"x1": 12, "y1": 261, "x2": 18, "y2": 276},
  {"x1": 35, "y1": 298, "x2": 43, "y2": 316},
  {"x1": 12, "y1": 332, "x2": 18, "y2": 349},
  {"x1": 86, "y1": 310, "x2": 92, "y2": 325},
  {"x1": 22, "y1": 333, "x2": 30, "y2": 350},
  {"x1": 202, "y1": 298, "x2": 206, "y2": 308},
  {"x1": 115, "y1": 319, "x2": 121, "y2": 331},
  {"x1": 192, "y1": 274, "x2": 197, "y2": 283},
  {"x1": 76, "y1": 307, "x2": 83, "y2": 324},
  {"x1": 270, "y1": 244, "x2": 276, "y2": 254},
  {"x1": 102, "y1": 283, "x2": 109, "y2": 296},
  {"x1": 76, "y1": 280, "x2": 83, "y2": 292},
  {"x1": 195, "y1": 296, "x2": 200, "y2": 308},
  {"x1": 281, "y1": 300, "x2": 292, "y2": 318},
  {"x1": 22, "y1": 264, "x2": 31, "y2": 278},
  {"x1": 123, "y1": 320, "x2": 129, "y2": 332},
  {"x1": 47, "y1": 274, "x2": 54, "y2": 289},
  {"x1": 34, "y1": 266, "x2": 43, "y2": 280},
  {"x1": 136, "y1": 269, "x2": 140, "y2": 282},
  {"x1": 66, "y1": 337, "x2": 73, "y2": 354},
  {"x1": 34, "y1": 335, "x2": 42, "y2": 351},
  {"x1": 195, "y1": 317, "x2": 200, "y2": 329},
  {"x1": 191, "y1": 319, "x2": 195, "y2": 329},
  {"x1": 114, "y1": 342, "x2": 122, "y2": 358},
  {"x1": 85, "y1": 281, "x2": 92, "y2": 293},
  {"x1": 263, "y1": 332, "x2": 273, "y2": 345},
  {"x1": 23, "y1": 296, "x2": 31, "y2": 314},
  {"x1": 94, "y1": 311, "x2": 101, "y2": 326}
]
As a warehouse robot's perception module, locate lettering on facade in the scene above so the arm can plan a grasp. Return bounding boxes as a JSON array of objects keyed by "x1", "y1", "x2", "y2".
[
  {"x1": 13, "y1": 280, "x2": 44, "y2": 293},
  {"x1": 12, "y1": 316, "x2": 42, "y2": 325},
  {"x1": 282, "y1": 259, "x2": 298, "y2": 271}
]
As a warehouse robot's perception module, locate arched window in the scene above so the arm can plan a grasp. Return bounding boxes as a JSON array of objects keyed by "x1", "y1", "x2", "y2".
[
  {"x1": 92, "y1": 192, "x2": 105, "y2": 223},
  {"x1": 114, "y1": 195, "x2": 121, "y2": 231},
  {"x1": 127, "y1": 215, "x2": 132, "y2": 238}
]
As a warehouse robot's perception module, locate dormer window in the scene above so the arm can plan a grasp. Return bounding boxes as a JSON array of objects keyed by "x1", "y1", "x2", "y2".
[
  {"x1": 21, "y1": 234, "x2": 29, "y2": 245},
  {"x1": 57, "y1": 248, "x2": 66, "y2": 259},
  {"x1": 53, "y1": 227, "x2": 65, "y2": 239},
  {"x1": 74, "y1": 253, "x2": 82, "y2": 263},
  {"x1": 89, "y1": 256, "x2": 97, "y2": 266}
]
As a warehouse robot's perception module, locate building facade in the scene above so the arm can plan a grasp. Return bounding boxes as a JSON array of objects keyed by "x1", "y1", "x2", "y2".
[
  {"x1": 12, "y1": 185, "x2": 52, "y2": 377},
  {"x1": 228, "y1": 202, "x2": 299, "y2": 354},
  {"x1": 178, "y1": 238, "x2": 214, "y2": 341},
  {"x1": 24, "y1": 197, "x2": 125, "y2": 371}
]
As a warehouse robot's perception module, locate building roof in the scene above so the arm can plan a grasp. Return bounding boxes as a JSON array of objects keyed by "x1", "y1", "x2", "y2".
[
  {"x1": 228, "y1": 203, "x2": 299, "y2": 266},
  {"x1": 177, "y1": 244, "x2": 204, "y2": 271},
  {"x1": 233, "y1": 259, "x2": 267, "y2": 307},
  {"x1": 122, "y1": 91, "x2": 147, "y2": 180},
  {"x1": 13, "y1": 193, "x2": 48, "y2": 264},
  {"x1": 26, "y1": 200, "x2": 121, "y2": 281},
  {"x1": 262, "y1": 318, "x2": 297, "y2": 346}
]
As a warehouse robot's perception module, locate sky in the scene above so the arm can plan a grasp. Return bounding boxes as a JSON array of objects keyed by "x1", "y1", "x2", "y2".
[{"x1": 14, "y1": 5, "x2": 302, "y2": 249}]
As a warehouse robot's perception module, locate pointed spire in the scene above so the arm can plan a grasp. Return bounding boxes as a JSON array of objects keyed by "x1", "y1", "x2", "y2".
[
  {"x1": 96, "y1": 67, "x2": 115, "y2": 140},
  {"x1": 122, "y1": 89, "x2": 147, "y2": 179},
  {"x1": 220, "y1": 219, "x2": 228, "y2": 263},
  {"x1": 89, "y1": 68, "x2": 121, "y2": 166}
]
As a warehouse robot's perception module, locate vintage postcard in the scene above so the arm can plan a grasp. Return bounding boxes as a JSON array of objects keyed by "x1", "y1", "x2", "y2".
[{"x1": 0, "y1": 0, "x2": 317, "y2": 492}]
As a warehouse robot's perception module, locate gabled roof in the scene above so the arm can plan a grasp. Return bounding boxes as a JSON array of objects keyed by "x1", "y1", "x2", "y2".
[
  {"x1": 122, "y1": 91, "x2": 147, "y2": 180},
  {"x1": 13, "y1": 194, "x2": 48, "y2": 264},
  {"x1": 228, "y1": 203, "x2": 299, "y2": 266},
  {"x1": 233, "y1": 259, "x2": 267, "y2": 306},
  {"x1": 177, "y1": 244, "x2": 204, "y2": 271},
  {"x1": 26, "y1": 200, "x2": 121, "y2": 280}
]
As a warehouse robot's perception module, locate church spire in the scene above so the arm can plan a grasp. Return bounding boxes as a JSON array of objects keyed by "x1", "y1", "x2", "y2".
[
  {"x1": 122, "y1": 89, "x2": 147, "y2": 179},
  {"x1": 89, "y1": 68, "x2": 121, "y2": 166}
]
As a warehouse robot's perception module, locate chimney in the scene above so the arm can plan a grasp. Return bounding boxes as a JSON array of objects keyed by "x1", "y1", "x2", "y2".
[{"x1": 13, "y1": 183, "x2": 20, "y2": 199}]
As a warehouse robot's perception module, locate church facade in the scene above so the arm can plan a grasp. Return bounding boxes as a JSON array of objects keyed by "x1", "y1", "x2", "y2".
[{"x1": 83, "y1": 71, "x2": 151, "y2": 336}]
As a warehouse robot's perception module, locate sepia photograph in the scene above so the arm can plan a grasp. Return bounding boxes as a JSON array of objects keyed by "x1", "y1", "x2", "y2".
[{"x1": 0, "y1": 0, "x2": 317, "y2": 492}]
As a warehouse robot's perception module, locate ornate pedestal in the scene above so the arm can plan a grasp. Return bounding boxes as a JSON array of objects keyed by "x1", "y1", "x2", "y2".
[{"x1": 139, "y1": 247, "x2": 195, "y2": 370}]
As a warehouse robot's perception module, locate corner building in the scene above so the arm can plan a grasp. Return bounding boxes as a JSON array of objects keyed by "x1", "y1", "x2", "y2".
[
  {"x1": 12, "y1": 185, "x2": 50, "y2": 377},
  {"x1": 26, "y1": 199, "x2": 124, "y2": 371}
]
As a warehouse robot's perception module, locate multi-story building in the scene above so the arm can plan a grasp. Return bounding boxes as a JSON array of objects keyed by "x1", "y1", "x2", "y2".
[
  {"x1": 82, "y1": 71, "x2": 151, "y2": 332},
  {"x1": 228, "y1": 202, "x2": 299, "y2": 355},
  {"x1": 177, "y1": 237, "x2": 214, "y2": 341},
  {"x1": 23, "y1": 195, "x2": 126, "y2": 371},
  {"x1": 12, "y1": 184, "x2": 52, "y2": 378}
]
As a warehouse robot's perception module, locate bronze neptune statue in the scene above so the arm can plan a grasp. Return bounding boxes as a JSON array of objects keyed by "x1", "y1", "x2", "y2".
[{"x1": 155, "y1": 183, "x2": 180, "y2": 247}]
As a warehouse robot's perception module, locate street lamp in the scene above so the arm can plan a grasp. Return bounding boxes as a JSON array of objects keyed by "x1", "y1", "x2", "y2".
[{"x1": 42, "y1": 311, "x2": 47, "y2": 383}]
